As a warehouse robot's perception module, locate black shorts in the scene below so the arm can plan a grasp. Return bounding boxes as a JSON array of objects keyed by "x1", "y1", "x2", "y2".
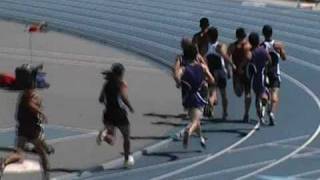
[
  {"x1": 17, "y1": 124, "x2": 43, "y2": 141},
  {"x1": 233, "y1": 72, "x2": 251, "y2": 96},
  {"x1": 103, "y1": 108, "x2": 129, "y2": 127},
  {"x1": 267, "y1": 76, "x2": 281, "y2": 89},
  {"x1": 213, "y1": 70, "x2": 227, "y2": 89}
]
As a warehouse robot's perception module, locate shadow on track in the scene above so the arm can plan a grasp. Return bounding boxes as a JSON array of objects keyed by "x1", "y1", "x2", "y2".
[
  {"x1": 202, "y1": 128, "x2": 250, "y2": 137},
  {"x1": 142, "y1": 149, "x2": 202, "y2": 161},
  {"x1": 144, "y1": 113, "x2": 187, "y2": 120},
  {"x1": 130, "y1": 136, "x2": 170, "y2": 140},
  {"x1": 151, "y1": 121, "x2": 187, "y2": 127}
]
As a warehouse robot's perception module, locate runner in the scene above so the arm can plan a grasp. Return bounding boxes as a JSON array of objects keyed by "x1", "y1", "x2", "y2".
[
  {"x1": 206, "y1": 27, "x2": 232, "y2": 120},
  {"x1": 228, "y1": 27, "x2": 252, "y2": 122},
  {"x1": 193, "y1": 17, "x2": 210, "y2": 57},
  {"x1": 173, "y1": 37, "x2": 206, "y2": 87},
  {"x1": 261, "y1": 25, "x2": 287, "y2": 126},
  {"x1": 248, "y1": 32, "x2": 271, "y2": 125},
  {"x1": 0, "y1": 70, "x2": 53, "y2": 180},
  {"x1": 96, "y1": 63, "x2": 135, "y2": 168},
  {"x1": 174, "y1": 43, "x2": 215, "y2": 149}
]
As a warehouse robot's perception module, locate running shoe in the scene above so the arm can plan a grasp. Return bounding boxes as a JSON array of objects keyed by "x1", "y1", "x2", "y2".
[
  {"x1": 46, "y1": 144, "x2": 55, "y2": 155},
  {"x1": 124, "y1": 155, "x2": 135, "y2": 168},
  {"x1": 96, "y1": 130, "x2": 105, "y2": 146},
  {"x1": 269, "y1": 112, "x2": 276, "y2": 126},
  {"x1": 260, "y1": 116, "x2": 268, "y2": 125},
  {"x1": 183, "y1": 130, "x2": 189, "y2": 149},
  {"x1": 200, "y1": 136, "x2": 207, "y2": 149}
]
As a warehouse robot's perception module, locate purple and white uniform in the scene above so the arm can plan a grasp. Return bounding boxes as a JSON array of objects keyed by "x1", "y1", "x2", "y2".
[
  {"x1": 181, "y1": 64, "x2": 207, "y2": 109},
  {"x1": 251, "y1": 47, "x2": 269, "y2": 96}
]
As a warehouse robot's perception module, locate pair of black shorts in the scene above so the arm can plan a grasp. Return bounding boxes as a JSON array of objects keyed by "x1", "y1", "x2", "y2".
[
  {"x1": 103, "y1": 108, "x2": 129, "y2": 127},
  {"x1": 213, "y1": 70, "x2": 227, "y2": 89},
  {"x1": 266, "y1": 75, "x2": 281, "y2": 89}
]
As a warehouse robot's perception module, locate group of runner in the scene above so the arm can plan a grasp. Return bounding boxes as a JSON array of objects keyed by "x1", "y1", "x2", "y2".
[
  {"x1": 0, "y1": 17, "x2": 286, "y2": 180},
  {"x1": 174, "y1": 17, "x2": 286, "y2": 148}
]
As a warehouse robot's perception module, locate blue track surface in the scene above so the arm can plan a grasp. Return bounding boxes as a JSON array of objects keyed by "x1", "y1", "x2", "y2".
[{"x1": 0, "y1": 0, "x2": 319, "y2": 179}]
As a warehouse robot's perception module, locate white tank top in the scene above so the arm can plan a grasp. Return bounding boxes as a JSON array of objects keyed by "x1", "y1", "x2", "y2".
[
  {"x1": 206, "y1": 41, "x2": 227, "y2": 72},
  {"x1": 263, "y1": 40, "x2": 281, "y2": 76}
]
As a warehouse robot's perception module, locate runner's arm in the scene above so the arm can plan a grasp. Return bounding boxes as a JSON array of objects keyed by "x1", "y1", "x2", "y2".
[
  {"x1": 218, "y1": 43, "x2": 236, "y2": 70},
  {"x1": 99, "y1": 83, "x2": 106, "y2": 104},
  {"x1": 173, "y1": 55, "x2": 182, "y2": 87},
  {"x1": 120, "y1": 81, "x2": 134, "y2": 113},
  {"x1": 274, "y1": 41, "x2": 287, "y2": 61},
  {"x1": 28, "y1": 93, "x2": 47, "y2": 122},
  {"x1": 196, "y1": 54, "x2": 207, "y2": 65},
  {"x1": 201, "y1": 64, "x2": 215, "y2": 85}
]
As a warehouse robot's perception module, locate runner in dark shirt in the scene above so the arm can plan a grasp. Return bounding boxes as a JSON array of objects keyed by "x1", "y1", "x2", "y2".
[
  {"x1": 0, "y1": 76, "x2": 52, "y2": 180},
  {"x1": 248, "y1": 32, "x2": 271, "y2": 125},
  {"x1": 228, "y1": 27, "x2": 252, "y2": 122},
  {"x1": 96, "y1": 63, "x2": 135, "y2": 168},
  {"x1": 193, "y1": 17, "x2": 210, "y2": 57}
]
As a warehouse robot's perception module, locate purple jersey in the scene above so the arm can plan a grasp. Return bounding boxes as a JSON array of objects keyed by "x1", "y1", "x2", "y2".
[
  {"x1": 181, "y1": 64, "x2": 207, "y2": 109},
  {"x1": 251, "y1": 47, "x2": 269, "y2": 95}
]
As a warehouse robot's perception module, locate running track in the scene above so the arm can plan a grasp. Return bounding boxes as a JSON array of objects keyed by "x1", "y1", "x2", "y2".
[{"x1": 0, "y1": 0, "x2": 319, "y2": 179}]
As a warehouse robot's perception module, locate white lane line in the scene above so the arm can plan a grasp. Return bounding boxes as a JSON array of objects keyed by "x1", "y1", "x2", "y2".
[
  {"x1": 269, "y1": 143, "x2": 320, "y2": 152},
  {"x1": 0, "y1": 127, "x2": 15, "y2": 133},
  {"x1": 235, "y1": 72, "x2": 320, "y2": 180},
  {"x1": 181, "y1": 147, "x2": 320, "y2": 180},
  {"x1": 46, "y1": 124, "x2": 96, "y2": 133},
  {"x1": 290, "y1": 56, "x2": 320, "y2": 72},
  {"x1": 97, "y1": 154, "x2": 209, "y2": 179},
  {"x1": 290, "y1": 169, "x2": 320, "y2": 178},
  {"x1": 229, "y1": 135, "x2": 309, "y2": 153},
  {"x1": 150, "y1": 122, "x2": 260, "y2": 180},
  {"x1": 241, "y1": 1, "x2": 266, "y2": 7},
  {"x1": 48, "y1": 132, "x2": 98, "y2": 144},
  {"x1": 182, "y1": 160, "x2": 275, "y2": 180}
]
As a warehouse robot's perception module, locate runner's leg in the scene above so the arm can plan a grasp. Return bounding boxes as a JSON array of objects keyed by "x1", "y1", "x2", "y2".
[
  {"x1": 220, "y1": 87, "x2": 228, "y2": 120},
  {"x1": 118, "y1": 125, "x2": 130, "y2": 162},
  {"x1": 32, "y1": 138, "x2": 49, "y2": 180},
  {"x1": 244, "y1": 81, "x2": 251, "y2": 122}
]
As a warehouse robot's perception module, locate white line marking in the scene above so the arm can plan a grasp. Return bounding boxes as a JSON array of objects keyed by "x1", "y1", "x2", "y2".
[
  {"x1": 290, "y1": 56, "x2": 320, "y2": 72},
  {"x1": 150, "y1": 122, "x2": 260, "y2": 180},
  {"x1": 229, "y1": 135, "x2": 309, "y2": 153},
  {"x1": 98, "y1": 154, "x2": 209, "y2": 179},
  {"x1": 183, "y1": 160, "x2": 275, "y2": 180},
  {"x1": 48, "y1": 132, "x2": 98, "y2": 144},
  {"x1": 290, "y1": 169, "x2": 320, "y2": 178},
  {"x1": 46, "y1": 124, "x2": 96, "y2": 133},
  {"x1": 269, "y1": 143, "x2": 320, "y2": 152},
  {"x1": 235, "y1": 72, "x2": 320, "y2": 180},
  {"x1": 181, "y1": 147, "x2": 320, "y2": 180},
  {"x1": 0, "y1": 127, "x2": 15, "y2": 133}
]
